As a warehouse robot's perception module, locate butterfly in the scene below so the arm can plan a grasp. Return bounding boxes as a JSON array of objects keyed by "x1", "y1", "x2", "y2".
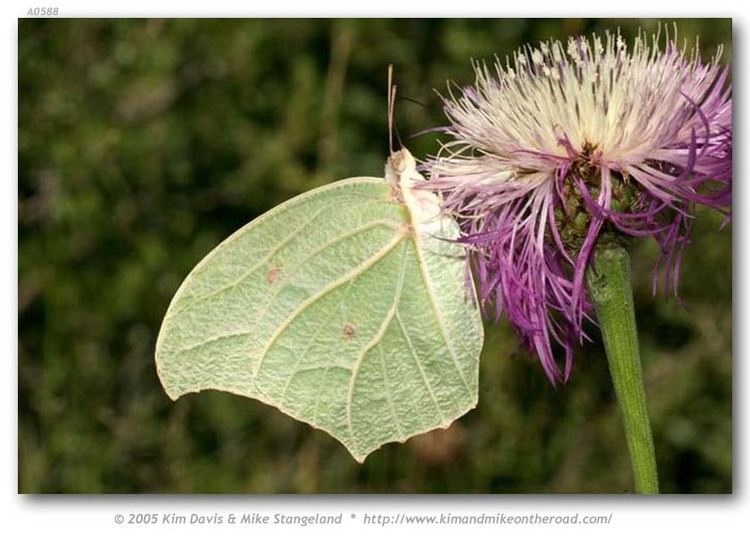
[{"x1": 155, "y1": 69, "x2": 483, "y2": 462}]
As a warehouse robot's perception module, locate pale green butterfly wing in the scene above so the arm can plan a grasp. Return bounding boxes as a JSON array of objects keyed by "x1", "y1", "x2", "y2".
[{"x1": 155, "y1": 155, "x2": 483, "y2": 462}]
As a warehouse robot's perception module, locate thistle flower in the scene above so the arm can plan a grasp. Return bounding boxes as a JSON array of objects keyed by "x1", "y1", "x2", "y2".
[{"x1": 425, "y1": 29, "x2": 732, "y2": 383}]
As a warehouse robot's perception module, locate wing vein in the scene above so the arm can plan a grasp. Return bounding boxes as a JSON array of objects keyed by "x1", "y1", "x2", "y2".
[
  {"x1": 176, "y1": 212, "x2": 401, "y2": 317},
  {"x1": 278, "y1": 280, "x2": 356, "y2": 406},
  {"x1": 411, "y1": 234, "x2": 473, "y2": 398},
  {"x1": 345, "y1": 240, "x2": 408, "y2": 452},
  {"x1": 174, "y1": 202, "x2": 335, "y2": 312},
  {"x1": 170, "y1": 220, "x2": 401, "y2": 358},
  {"x1": 310, "y1": 279, "x2": 356, "y2": 427},
  {"x1": 253, "y1": 231, "x2": 406, "y2": 379},
  {"x1": 396, "y1": 311, "x2": 446, "y2": 424},
  {"x1": 171, "y1": 330, "x2": 249, "y2": 354},
  {"x1": 376, "y1": 344, "x2": 406, "y2": 440}
]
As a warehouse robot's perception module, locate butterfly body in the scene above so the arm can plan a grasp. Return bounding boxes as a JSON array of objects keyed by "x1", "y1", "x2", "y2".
[{"x1": 386, "y1": 148, "x2": 442, "y2": 237}]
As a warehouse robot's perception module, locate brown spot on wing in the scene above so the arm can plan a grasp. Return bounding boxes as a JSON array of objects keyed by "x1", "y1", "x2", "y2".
[
  {"x1": 343, "y1": 322, "x2": 356, "y2": 339},
  {"x1": 266, "y1": 264, "x2": 282, "y2": 284}
]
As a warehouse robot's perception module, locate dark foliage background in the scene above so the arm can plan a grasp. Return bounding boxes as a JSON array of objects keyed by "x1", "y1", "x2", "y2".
[{"x1": 19, "y1": 18, "x2": 732, "y2": 493}]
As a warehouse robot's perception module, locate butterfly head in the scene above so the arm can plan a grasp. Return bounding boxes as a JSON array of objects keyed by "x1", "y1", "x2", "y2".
[{"x1": 386, "y1": 148, "x2": 417, "y2": 185}]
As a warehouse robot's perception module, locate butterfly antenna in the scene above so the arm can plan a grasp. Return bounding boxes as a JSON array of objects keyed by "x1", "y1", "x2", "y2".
[{"x1": 387, "y1": 65, "x2": 396, "y2": 154}]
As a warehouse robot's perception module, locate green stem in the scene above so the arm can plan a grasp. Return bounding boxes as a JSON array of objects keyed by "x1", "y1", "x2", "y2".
[{"x1": 586, "y1": 246, "x2": 659, "y2": 494}]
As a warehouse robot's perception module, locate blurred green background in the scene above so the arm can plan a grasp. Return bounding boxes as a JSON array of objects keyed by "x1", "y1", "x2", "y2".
[{"x1": 19, "y1": 18, "x2": 732, "y2": 493}]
